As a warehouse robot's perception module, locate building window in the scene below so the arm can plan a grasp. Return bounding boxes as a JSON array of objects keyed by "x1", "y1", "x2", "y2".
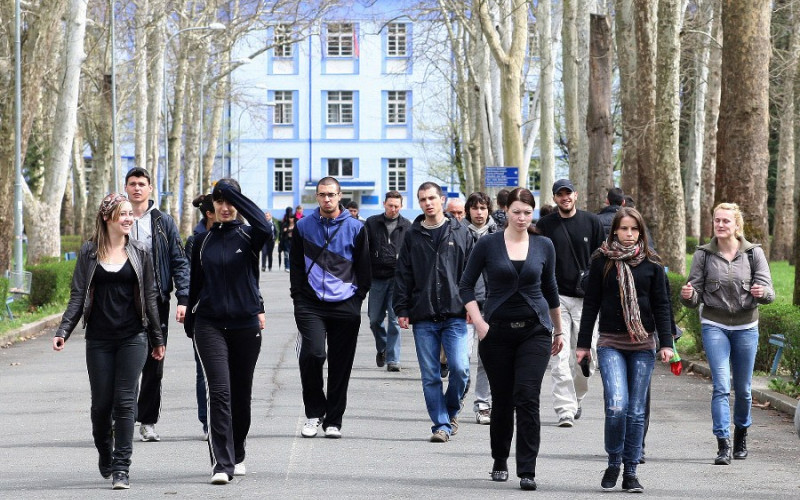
[
  {"x1": 274, "y1": 24, "x2": 293, "y2": 58},
  {"x1": 387, "y1": 91, "x2": 407, "y2": 124},
  {"x1": 326, "y1": 23, "x2": 354, "y2": 57},
  {"x1": 326, "y1": 91, "x2": 354, "y2": 124},
  {"x1": 387, "y1": 23, "x2": 408, "y2": 57},
  {"x1": 274, "y1": 91, "x2": 293, "y2": 124},
  {"x1": 387, "y1": 158, "x2": 407, "y2": 191},
  {"x1": 328, "y1": 158, "x2": 354, "y2": 177},
  {"x1": 274, "y1": 159, "x2": 293, "y2": 191}
]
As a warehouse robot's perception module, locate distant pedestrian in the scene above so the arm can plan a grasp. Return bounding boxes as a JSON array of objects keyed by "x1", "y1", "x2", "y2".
[
  {"x1": 597, "y1": 187, "x2": 625, "y2": 238},
  {"x1": 446, "y1": 198, "x2": 466, "y2": 222},
  {"x1": 365, "y1": 191, "x2": 411, "y2": 372},
  {"x1": 261, "y1": 212, "x2": 277, "y2": 271},
  {"x1": 463, "y1": 191, "x2": 499, "y2": 424},
  {"x1": 295, "y1": 205, "x2": 305, "y2": 220},
  {"x1": 280, "y1": 212, "x2": 295, "y2": 272},
  {"x1": 291, "y1": 177, "x2": 371, "y2": 439},
  {"x1": 394, "y1": 181, "x2": 473, "y2": 443},
  {"x1": 577, "y1": 207, "x2": 674, "y2": 493},
  {"x1": 346, "y1": 200, "x2": 366, "y2": 222},
  {"x1": 460, "y1": 187, "x2": 564, "y2": 491},
  {"x1": 492, "y1": 189, "x2": 510, "y2": 229},
  {"x1": 278, "y1": 207, "x2": 293, "y2": 269},
  {"x1": 184, "y1": 179, "x2": 271, "y2": 484},
  {"x1": 53, "y1": 193, "x2": 165, "y2": 490},
  {"x1": 680, "y1": 202, "x2": 774, "y2": 465}
]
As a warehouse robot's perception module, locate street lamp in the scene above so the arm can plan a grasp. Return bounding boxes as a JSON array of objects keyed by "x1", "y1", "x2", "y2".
[{"x1": 162, "y1": 22, "x2": 226, "y2": 205}]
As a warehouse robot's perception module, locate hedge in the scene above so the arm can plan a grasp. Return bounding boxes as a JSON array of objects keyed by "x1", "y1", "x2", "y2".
[
  {"x1": 758, "y1": 302, "x2": 800, "y2": 383},
  {"x1": 27, "y1": 260, "x2": 76, "y2": 308}
]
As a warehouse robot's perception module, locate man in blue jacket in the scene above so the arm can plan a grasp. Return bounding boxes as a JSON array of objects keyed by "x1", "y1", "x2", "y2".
[
  {"x1": 290, "y1": 177, "x2": 371, "y2": 439},
  {"x1": 394, "y1": 181, "x2": 473, "y2": 443},
  {"x1": 125, "y1": 167, "x2": 190, "y2": 442}
]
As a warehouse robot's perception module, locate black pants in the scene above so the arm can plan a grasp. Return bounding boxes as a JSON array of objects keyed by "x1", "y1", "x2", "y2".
[
  {"x1": 261, "y1": 240, "x2": 275, "y2": 270},
  {"x1": 194, "y1": 319, "x2": 262, "y2": 476},
  {"x1": 137, "y1": 298, "x2": 170, "y2": 425},
  {"x1": 294, "y1": 304, "x2": 360, "y2": 430},
  {"x1": 479, "y1": 320, "x2": 550, "y2": 478},
  {"x1": 86, "y1": 332, "x2": 148, "y2": 474}
]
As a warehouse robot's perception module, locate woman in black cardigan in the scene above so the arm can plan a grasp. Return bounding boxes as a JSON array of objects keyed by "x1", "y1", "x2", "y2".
[
  {"x1": 576, "y1": 207, "x2": 674, "y2": 493},
  {"x1": 460, "y1": 188, "x2": 564, "y2": 491}
]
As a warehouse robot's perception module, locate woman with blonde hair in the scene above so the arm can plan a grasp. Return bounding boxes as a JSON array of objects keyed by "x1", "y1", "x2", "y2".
[
  {"x1": 681, "y1": 203, "x2": 774, "y2": 465},
  {"x1": 53, "y1": 193, "x2": 164, "y2": 490}
]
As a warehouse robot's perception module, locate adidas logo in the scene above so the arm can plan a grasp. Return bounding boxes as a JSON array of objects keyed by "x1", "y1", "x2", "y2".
[{"x1": 235, "y1": 248, "x2": 242, "y2": 253}]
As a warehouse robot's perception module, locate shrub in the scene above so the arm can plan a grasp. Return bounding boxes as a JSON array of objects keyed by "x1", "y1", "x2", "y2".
[
  {"x1": 27, "y1": 260, "x2": 76, "y2": 308},
  {"x1": 685, "y1": 236, "x2": 699, "y2": 254},
  {"x1": 667, "y1": 271, "x2": 702, "y2": 353},
  {"x1": 760, "y1": 302, "x2": 800, "y2": 383},
  {"x1": 61, "y1": 234, "x2": 84, "y2": 255}
]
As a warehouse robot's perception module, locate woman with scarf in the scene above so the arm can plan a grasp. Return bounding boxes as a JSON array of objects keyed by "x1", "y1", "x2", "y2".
[{"x1": 576, "y1": 207, "x2": 673, "y2": 493}]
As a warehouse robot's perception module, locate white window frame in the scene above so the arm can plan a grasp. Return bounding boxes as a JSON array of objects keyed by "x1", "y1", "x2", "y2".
[
  {"x1": 387, "y1": 158, "x2": 407, "y2": 192},
  {"x1": 387, "y1": 91, "x2": 407, "y2": 125},
  {"x1": 274, "y1": 159, "x2": 293, "y2": 192},
  {"x1": 387, "y1": 23, "x2": 408, "y2": 57},
  {"x1": 274, "y1": 91, "x2": 293, "y2": 125},
  {"x1": 326, "y1": 23, "x2": 354, "y2": 57},
  {"x1": 327, "y1": 91, "x2": 354, "y2": 124},
  {"x1": 328, "y1": 158, "x2": 354, "y2": 177},
  {"x1": 274, "y1": 24, "x2": 293, "y2": 58}
]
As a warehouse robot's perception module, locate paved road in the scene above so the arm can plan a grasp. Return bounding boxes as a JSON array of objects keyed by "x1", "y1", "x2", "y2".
[{"x1": 1, "y1": 270, "x2": 799, "y2": 499}]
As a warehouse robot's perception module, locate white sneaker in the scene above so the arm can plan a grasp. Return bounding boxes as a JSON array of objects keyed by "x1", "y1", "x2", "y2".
[
  {"x1": 324, "y1": 426, "x2": 342, "y2": 439},
  {"x1": 233, "y1": 462, "x2": 246, "y2": 476},
  {"x1": 475, "y1": 409, "x2": 491, "y2": 425},
  {"x1": 210, "y1": 472, "x2": 229, "y2": 485},
  {"x1": 139, "y1": 424, "x2": 160, "y2": 442},
  {"x1": 301, "y1": 418, "x2": 321, "y2": 438}
]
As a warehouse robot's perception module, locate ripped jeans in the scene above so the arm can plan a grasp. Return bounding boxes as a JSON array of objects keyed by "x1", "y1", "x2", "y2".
[{"x1": 597, "y1": 347, "x2": 655, "y2": 472}]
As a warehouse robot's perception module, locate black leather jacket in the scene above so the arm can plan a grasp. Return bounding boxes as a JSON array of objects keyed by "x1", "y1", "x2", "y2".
[
  {"x1": 147, "y1": 202, "x2": 190, "y2": 305},
  {"x1": 364, "y1": 213, "x2": 411, "y2": 279},
  {"x1": 54, "y1": 239, "x2": 164, "y2": 346}
]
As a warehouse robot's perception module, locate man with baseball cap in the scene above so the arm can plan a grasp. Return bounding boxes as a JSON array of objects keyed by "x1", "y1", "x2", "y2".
[{"x1": 536, "y1": 179, "x2": 604, "y2": 427}]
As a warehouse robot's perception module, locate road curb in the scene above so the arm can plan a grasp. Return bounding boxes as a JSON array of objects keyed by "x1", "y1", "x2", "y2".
[
  {"x1": 0, "y1": 313, "x2": 62, "y2": 349},
  {"x1": 683, "y1": 358, "x2": 798, "y2": 418}
]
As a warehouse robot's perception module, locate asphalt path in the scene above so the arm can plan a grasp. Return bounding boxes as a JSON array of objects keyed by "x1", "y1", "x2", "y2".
[{"x1": 1, "y1": 269, "x2": 799, "y2": 499}]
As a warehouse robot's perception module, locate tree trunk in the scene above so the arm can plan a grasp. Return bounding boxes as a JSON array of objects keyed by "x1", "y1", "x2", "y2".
[
  {"x1": 684, "y1": 0, "x2": 714, "y2": 240},
  {"x1": 586, "y1": 14, "x2": 613, "y2": 214},
  {"x1": 573, "y1": 0, "x2": 591, "y2": 205},
  {"x1": 25, "y1": 0, "x2": 88, "y2": 265},
  {"x1": 133, "y1": 0, "x2": 149, "y2": 177},
  {"x1": 562, "y1": 0, "x2": 580, "y2": 186},
  {"x1": 633, "y1": 0, "x2": 657, "y2": 225},
  {"x1": 715, "y1": 0, "x2": 771, "y2": 251},
  {"x1": 539, "y1": 0, "x2": 555, "y2": 196},
  {"x1": 700, "y1": 0, "x2": 722, "y2": 242},
  {"x1": 654, "y1": 0, "x2": 686, "y2": 274},
  {"x1": 772, "y1": 5, "x2": 800, "y2": 261},
  {"x1": 615, "y1": 0, "x2": 639, "y2": 200},
  {"x1": 202, "y1": 71, "x2": 228, "y2": 191},
  {"x1": 71, "y1": 132, "x2": 87, "y2": 238}
]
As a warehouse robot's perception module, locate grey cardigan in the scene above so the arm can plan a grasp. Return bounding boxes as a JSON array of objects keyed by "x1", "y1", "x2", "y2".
[{"x1": 680, "y1": 236, "x2": 774, "y2": 326}]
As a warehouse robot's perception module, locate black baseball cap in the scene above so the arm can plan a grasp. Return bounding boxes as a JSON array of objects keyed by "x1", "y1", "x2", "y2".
[{"x1": 552, "y1": 179, "x2": 575, "y2": 195}]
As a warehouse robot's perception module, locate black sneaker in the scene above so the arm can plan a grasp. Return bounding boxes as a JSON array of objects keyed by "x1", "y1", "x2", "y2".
[
  {"x1": 376, "y1": 350, "x2": 386, "y2": 368},
  {"x1": 622, "y1": 475, "x2": 643, "y2": 493},
  {"x1": 601, "y1": 466, "x2": 620, "y2": 491},
  {"x1": 440, "y1": 363, "x2": 449, "y2": 378},
  {"x1": 111, "y1": 471, "x2": 130, "y2": 490}
]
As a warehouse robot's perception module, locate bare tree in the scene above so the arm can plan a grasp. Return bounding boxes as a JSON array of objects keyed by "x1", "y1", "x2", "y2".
[
  {"x1": 632, "y1": 0, "x2": 658, "y2": 225},
  {"x1": 700, "y1": 0, "x2": 722, "y2": 242},
  {"x1": 614, "y1": 0, "x2": 639, "y2": 199},
  {"x1": 585, "y1": 14, "x2": 613, "y2": 214},
  {"x1": 538, "y1": 0, "x2": 556, "y2": 197}
]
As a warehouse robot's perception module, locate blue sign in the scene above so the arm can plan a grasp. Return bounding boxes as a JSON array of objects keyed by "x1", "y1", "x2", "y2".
[{"x1": 485, "y1": 167, "x2": 519, "y2": 187}]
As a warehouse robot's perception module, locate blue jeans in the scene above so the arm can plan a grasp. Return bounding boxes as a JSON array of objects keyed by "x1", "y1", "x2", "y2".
[
  {"x1": 368, "y1": 278, "x2": 401, "y2": 364},
  {"x1": 86, "y1": 332, "x2": 148, "y2": 474},
  {"x1": 702, "y1": 324, "x2": 759, "y2": 438},
  {"x1": 597, "y1": 346, "x2": 655, "y2": 471},
  {"x1": 413, "y1": 318, "x2": 469, "y2": 434}
]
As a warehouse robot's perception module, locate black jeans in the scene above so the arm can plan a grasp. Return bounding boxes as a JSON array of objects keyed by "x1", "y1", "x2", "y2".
[
  {"x1": 86, "y1": 332, "x2": 148, "y2": 473},
  {"x1": 261, "y1": 240, "x2": 275, "y2": 270},
  {"x1": 194, "y1": 319, "x2": 262, "y2": 476},
  {"x1": 294, "y1": 304, "x2": 360, "y2": 430},
  {"x1": 137, "y1": 298, "x2": 170, "y2": 425},
  {"x1": 479, "y1": 320, "x2": 551, "y2": 478}
]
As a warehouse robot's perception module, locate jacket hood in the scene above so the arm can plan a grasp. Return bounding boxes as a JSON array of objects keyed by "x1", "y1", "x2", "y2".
[
  {"x1": 309, "y1": 205, "x2": 356, "y2": 225},
  {"x1": 192, "y1": 220, "x2": 208, "y2": 236},
  {"x1": 698, "y1": 235, "x2": 759, "y2": 254}
]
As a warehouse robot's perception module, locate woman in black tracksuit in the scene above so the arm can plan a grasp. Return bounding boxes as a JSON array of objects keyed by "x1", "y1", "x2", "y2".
[{"x1": 185, "y1": 179, "x2": 270, "y2": 485}]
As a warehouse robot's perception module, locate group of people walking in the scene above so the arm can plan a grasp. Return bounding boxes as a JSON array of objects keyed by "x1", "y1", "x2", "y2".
[{"x1": 51, "y1": 170, "x2": 774, "y2": 493}]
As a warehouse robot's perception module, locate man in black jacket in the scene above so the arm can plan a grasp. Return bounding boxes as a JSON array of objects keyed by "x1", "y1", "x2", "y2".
[
  {"x1": 536, "y1": 179, "x2": 604, "y2": 428},
  {"x1": 125, "y1": 167, "x2": 190, "y2": 442},
  {"x1": 394, "y1": 182, "x2": 473, "y2": 443},
  {"x1": 597, "y1": 187, "x2": 625, "y2": 238},
  {"x1": 365, "y1": 191, "x2": 410, "y2": 372}
]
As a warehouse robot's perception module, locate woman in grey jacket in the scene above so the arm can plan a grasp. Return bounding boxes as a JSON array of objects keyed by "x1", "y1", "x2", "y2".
[
  {"x1": 680, "y1": 202, "x2": 774, "y2": 465},
  {"x1": 53, "y1": 193, "x2": 164, "y2": 490}
]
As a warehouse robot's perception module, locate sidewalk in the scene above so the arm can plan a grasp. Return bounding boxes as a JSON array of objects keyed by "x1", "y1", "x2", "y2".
[{"x1": 1, "y1": 269, "x2": 799, "y2": 498}]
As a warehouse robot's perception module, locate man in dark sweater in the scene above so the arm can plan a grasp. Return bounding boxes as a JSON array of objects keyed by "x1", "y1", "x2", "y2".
[
  {"x1": 365, "y1": 191, "x2": 411, "y2": 371},
  {"x1": 597, "y1": 187, "x2": 625, "y2": 238},
  {"x1": 536, "y1": 179, "x2": 604, "y2": 427}
]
